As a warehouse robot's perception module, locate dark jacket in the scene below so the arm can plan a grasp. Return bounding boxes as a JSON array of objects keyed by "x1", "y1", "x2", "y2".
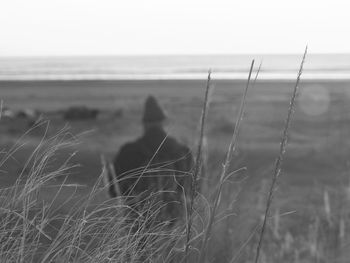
[{"x1": 112, "y1": 127, "x2": 193, "y2": 221}]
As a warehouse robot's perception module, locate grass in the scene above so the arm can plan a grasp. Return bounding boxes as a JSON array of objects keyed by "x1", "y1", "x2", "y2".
[
  {"x1": 1, "y1": 51, "x2": 349, "y2": 262},
  {"x1": 185, "y1": 69, "x2": 212, "y2": 260},
  {"x1": 197, "y1": 60, "x2": 256, "y2": 263},
  {"x1": 254, "y1": 46, "x2": 307, "y2": 263},
  {"x1": 0, "y1": 127, "x2": 185, "y2": 262}
]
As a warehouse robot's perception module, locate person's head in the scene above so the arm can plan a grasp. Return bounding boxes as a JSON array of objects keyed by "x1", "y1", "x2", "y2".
[{"x1": 142, "y1": 95, "x2": 167, "y2": 131}]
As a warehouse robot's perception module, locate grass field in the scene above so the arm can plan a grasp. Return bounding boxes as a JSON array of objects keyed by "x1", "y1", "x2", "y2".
[{"x1": 1, "y1": 78, "x2": 350, "y2": 262}]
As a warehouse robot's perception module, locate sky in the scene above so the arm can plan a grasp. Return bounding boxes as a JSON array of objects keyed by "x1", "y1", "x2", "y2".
[{"x1": 0, "y1": 0, "x2": 349, "y2": 56}]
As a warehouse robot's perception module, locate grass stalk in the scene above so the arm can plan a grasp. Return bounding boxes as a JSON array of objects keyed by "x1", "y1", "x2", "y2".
[
  {"x1": 198, "y1": 60, "x2": 255, "y2": 262},
  {"x1": 254, "y1": 46, "x2": 308, "y2": 263},
  {"x1": 184, "y1": 69, "x2": 212, "y2": 260}
]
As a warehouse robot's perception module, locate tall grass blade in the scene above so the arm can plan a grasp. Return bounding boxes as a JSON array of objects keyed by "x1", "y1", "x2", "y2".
[
  {"x1": 254, "y1": 46, "x2": 308, "y2": 263},
  {"x1": 184, "y1": 69, "x2": 212, "y2": 260},
  {"x1": 198, "y1": 60, "x2": 255, "y2": 262}
]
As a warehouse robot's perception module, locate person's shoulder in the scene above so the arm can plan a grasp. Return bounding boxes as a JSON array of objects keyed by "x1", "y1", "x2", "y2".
[
  {"x1": 166, "y1": 136, "x2": 191, "y2": 154},
  {"x1": 118, "y1": 139, "x2": 143, "y2": 156},
  {"x1": 165, "y1": 136, "x2": 194, "y2": 171},
  {"x1": 114, "y1": 138, "x2": 147, "y2": 171}
]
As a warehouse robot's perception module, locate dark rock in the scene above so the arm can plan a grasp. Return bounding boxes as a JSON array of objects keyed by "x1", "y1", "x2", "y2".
[
  {"x1": 114, "y1": 108, "x2": 123, "y2": 118},
  {"x1": 63, "y1": 106, "x2": 99, "y2": 120}
]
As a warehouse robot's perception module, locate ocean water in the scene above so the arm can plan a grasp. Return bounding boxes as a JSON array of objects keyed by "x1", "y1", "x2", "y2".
[{"x1": 0, "y1": 54, "x2": 350, "y2": 81}]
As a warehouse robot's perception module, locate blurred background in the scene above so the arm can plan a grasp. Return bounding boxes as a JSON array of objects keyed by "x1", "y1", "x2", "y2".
[{"x1": 1, "y1": 0, "x2": 350, "y2": 262}]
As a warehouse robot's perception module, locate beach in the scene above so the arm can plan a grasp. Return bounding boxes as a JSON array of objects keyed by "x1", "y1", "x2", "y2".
[
  {"x1": 1, "y1": 77, "x2": 348, "y2": 184},
  {"x1": 1, "y1": 76, "x2": 349, "y2": 260}
]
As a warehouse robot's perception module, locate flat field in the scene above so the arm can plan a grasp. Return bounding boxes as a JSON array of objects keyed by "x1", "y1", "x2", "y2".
[{"x1": 1, "y1": 78, "x2": 349, "y2": 261}]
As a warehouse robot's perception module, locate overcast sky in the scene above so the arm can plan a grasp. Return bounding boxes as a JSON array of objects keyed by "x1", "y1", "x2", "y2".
[{"x1": 0, "y1": 0, "x2": 349, "y2": 56}]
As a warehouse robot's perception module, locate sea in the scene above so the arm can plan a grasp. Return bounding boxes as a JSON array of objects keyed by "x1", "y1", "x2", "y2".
[{"x1": 0, "y1": 54, "x2": 350, "y2": 81}]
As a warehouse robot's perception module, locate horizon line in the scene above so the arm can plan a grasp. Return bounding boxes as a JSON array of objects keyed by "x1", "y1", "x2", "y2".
[{"x1": 1, "y1": 52, "x2": 350, "y2": 59}]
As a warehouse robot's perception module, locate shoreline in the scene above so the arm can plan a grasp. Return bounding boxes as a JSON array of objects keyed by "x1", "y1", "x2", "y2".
[
  {"x1": 1, "y1": 77, "x2": 350, "y2": 85},
  {"x1": 1, "y1": 77, "x2": 348, "y2": 111}
]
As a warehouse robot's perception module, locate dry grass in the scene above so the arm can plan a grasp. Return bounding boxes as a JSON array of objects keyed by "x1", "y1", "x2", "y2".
[
  {"x1": 0, "y1": 126, "x2": 187, "y2": 262},
  {"x1": 185, "y1": 69, "x2": 212, "y2": 260},
  {"x1": 254, "y1": 47, "x2": 307, "y2": 263}
]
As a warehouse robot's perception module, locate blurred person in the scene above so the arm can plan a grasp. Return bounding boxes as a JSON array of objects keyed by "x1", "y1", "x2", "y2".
[{"x1": 109, "y1": 95, "x2": 194, "y2": 224}]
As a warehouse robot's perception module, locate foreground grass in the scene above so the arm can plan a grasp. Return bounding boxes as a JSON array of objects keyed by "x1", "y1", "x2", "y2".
[{"x1": 0, "y1": 127, "x2": 190, "y2": 262}]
